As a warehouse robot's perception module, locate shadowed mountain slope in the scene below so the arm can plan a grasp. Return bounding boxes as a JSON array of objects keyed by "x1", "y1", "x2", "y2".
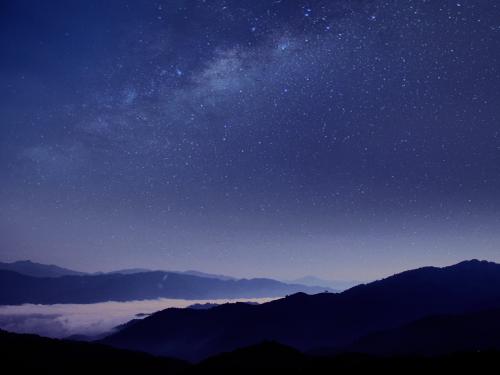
[
  {"x1": 191, "y1": 342, "x2": 500, "y2": 375},
  {"x1": 349, "y1": 308, "x2": 500, "y2": 356},
  {"x1": 4, "y1": 329, "x2": 500, "y2": 375},
  {"x1": 101, "y1": 260, "x2": 500, "y2": 361},
  {"x1": 0, "y1": 329, "x2": 187, "y2": 374}
]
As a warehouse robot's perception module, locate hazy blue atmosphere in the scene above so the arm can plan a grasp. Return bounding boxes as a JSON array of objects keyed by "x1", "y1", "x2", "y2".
[{"x1": 1, "y1": 0, "x2": 500, "y2": 280}]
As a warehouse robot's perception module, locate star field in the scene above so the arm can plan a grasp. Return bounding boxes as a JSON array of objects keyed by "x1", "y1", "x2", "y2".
[{"x1": 1, "y1": 0, "x2": 500, "y2": 279}]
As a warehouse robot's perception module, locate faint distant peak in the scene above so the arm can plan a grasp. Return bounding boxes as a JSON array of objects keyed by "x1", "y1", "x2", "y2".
[
  {"x1": 288, "y1": 276, "x2": 359, "y2": 291},
  {"x1": 0, "y1": 260, "x2": 86, "y2": 278}
]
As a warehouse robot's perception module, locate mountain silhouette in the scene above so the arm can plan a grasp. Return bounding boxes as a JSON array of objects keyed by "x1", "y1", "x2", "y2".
[
  {"x1": 348, "y1": 307, "x2": 500, "y2": 356},
  {"x1": 194, "y1": 341, "x2": 308, "y2": 372},
  {"x1": 0, "y1": 329, "x2": 187, "y2": 374},
  {"x1": 0, "y1": 269, "x2": 327, "y2": 304},
  {"x1": 105, "y1": 268, "x2": 235, "y2": 280},
  {"x1": 191, "y1": 341, "x2": 500, "y2": 375},
  {"x1": 4, "y1": 328, "x2": 500, "y2": 374},
  {"x1": 181, "y1": 270, "x2": 236, "y2": 281},
  {"x1": 1, "y1": 260, "x2": 241, "y2": 280},
  {"x1": 0, "y1": 260, "x2": 85, "y2": 277},
  {"x1": 101, "y1": 259, "x2": 500, "y2": 361},
  {"x1": 288, "y1": 276, "x2": 356, "y2": 291}
]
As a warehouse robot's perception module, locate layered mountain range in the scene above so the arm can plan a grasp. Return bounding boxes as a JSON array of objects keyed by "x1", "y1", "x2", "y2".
[
  {"x1": 101, "y1": 260, "x2": 500, "y2": 360},
  {"x1": 0, "y1": 261, "x2": 329, "y2": 304},
  {"x1": 4, "y1": 259, "x2": 500, "y2": 366}
]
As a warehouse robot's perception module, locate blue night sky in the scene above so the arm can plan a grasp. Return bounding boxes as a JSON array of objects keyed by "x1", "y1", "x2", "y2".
[{"x1": 1, "y1": 0, "x2": 500, "y2": 280}]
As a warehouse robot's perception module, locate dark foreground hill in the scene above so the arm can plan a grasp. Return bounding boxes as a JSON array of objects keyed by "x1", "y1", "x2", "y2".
[
  {"x1": 4, "y1": 329, "x2": 500, "y2": 375},
  {"x1": 191, "y1": 341, "x2": 500, "y2": 375},
  {"x1": 102, "y1": 259, "x2": 500, "y2": 360},
  {"x1": 0, "y1": 269, "x2": 326, "y2": 304},
  {"x1": 349, "y1": 308, "x2": 500, "y2": 356},
  {"x1": 0, "y1": 329, "x2": 187, "y2": 374}
]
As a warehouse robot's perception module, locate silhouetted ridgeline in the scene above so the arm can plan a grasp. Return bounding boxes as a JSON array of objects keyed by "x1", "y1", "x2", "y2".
[
  {"x1": 191, "y1": 342, "x2": 500, "y2": 375},
  {"x1": 348, "y1": 308, "x2": 500, "y2": 356},
  {"x1": 0, "y1": 260, "x2": 240, "y2": 279},
  {"x1": 101, "y1": 260, "x2": 500, "y2": 361},
  {"x1": 0, "y1": 260, "x2": 85, "y2": 277},
  {"x1": 0, "y1": 329, "x2": 187, "y2": 374},
  {"x1": 0, "y1": 269, "x2": 328, "y2": 304},
  {"x1": 4, "y1": 330, "x2": 500, "y2": 374}
]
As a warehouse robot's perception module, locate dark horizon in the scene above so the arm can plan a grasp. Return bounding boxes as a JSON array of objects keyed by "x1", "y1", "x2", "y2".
[{"x1": 1, "y1": 0, "x2": 500, "y2": 281}]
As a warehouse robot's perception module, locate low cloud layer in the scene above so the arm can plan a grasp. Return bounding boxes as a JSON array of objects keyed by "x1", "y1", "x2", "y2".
[{"x1": 0, "y1": 297, "x2": 274, "y2": 338}]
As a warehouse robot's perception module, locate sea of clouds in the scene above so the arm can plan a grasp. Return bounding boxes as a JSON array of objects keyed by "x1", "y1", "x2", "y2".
[{"x1": 0, "y1": 297, "x2": 275, "y2": 338}]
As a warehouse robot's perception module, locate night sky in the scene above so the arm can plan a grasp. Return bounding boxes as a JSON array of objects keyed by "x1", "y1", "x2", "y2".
[{"x1": 1, "y1": 0, "x2": 500, "y2": 280}]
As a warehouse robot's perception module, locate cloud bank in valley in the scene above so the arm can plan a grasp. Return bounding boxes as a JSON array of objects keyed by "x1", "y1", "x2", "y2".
[{"x1": 0, "y1": 297, "x2": 274, "y2": 338}]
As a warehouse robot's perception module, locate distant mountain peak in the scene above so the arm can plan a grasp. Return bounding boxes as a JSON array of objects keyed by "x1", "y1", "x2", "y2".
[
  {"x1": 0, "y1": 260, "x2": 85, "y2": 278},
  {"x1": 0, "y1": 265, "x2": 327, "y2": 304}
]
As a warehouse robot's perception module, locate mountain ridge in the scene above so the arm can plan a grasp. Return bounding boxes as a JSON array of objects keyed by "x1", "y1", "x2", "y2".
[
  {"x1": 6, "y1": 328, "x2": 500, "y2": 374},
  {"x1": 101, "y1": 259, "x2": 500, "y2": 360},
  {"x1": 0, "y1": 260, "x2": 86, "y2": 278},
  {"x1": 0, "y1": 269, "x2": 329, "y2": 304},
  {"x1": 0, "y1": 329, "x2": 187, "y2": 374},
  {"x1": 348, "y1": 307, "x2": 500, "y2": 356}
]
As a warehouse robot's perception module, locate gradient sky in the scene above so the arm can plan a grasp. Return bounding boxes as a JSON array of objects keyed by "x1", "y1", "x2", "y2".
[{"x1": 1, "y1": 0, "x2": 500, "y2": 280}]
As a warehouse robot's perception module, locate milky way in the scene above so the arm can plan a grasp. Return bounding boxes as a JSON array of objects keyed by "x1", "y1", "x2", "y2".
[{"x1": 1, "y1": 1, "x2": 500, "y2": 279}]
